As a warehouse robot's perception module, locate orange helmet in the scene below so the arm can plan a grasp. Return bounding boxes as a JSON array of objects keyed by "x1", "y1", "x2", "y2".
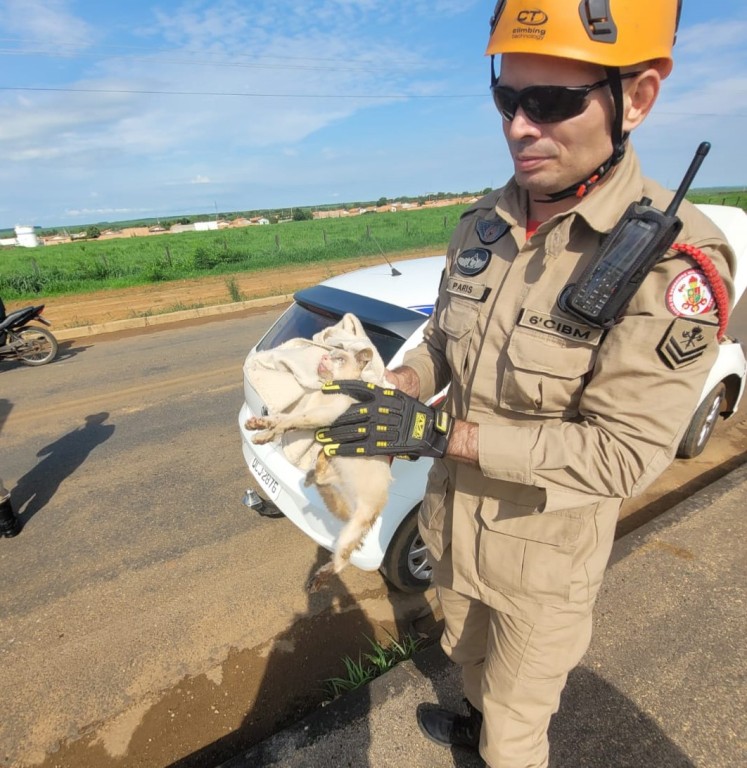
[{"x1": 486, "y1": 0, "x2": 681, "y2": 77}]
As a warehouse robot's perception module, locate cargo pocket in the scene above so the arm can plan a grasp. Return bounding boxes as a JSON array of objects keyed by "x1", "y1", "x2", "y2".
[
  {"x1": 437, "y1": 296, "x2": 480, "y2": 376},
  {"x1": 476, "y1": 497, "x2": 582, "y2": 604},
  {"x1": 499, "y1": 328, "x2": 597, "y2": 417},
  {"x1": 417, "y1": 461, "x2": 451, "y2": 562}
]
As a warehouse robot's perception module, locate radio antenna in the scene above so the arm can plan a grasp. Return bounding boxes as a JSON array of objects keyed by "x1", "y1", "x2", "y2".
[
  {"x1": 665, "y1": 141, "x2": 711, "y2": 217},
  {"x1": 369, "y1": 232, "x2": 401, "y2": 276}
]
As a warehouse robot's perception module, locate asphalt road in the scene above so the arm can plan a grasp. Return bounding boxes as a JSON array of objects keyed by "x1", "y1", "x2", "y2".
[
  {"x1": 0, "y1": 302, "x2": 745, "y2": 768},
  {"x1": 0, "y1": 310, "x2": 433, "y2": 768}
]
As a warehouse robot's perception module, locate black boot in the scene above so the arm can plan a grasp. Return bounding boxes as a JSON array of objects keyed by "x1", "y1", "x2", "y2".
[
  {"x1": 0, "y1": 495, "x2": 21, "y2": 538},
  {"x1": 416, "y1": 698, "x2": 482, "y2": 751}
]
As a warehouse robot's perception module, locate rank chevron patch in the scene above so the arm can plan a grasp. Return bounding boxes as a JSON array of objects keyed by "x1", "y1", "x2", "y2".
[{"x1": 657, "y1": 317, "x2": 717, "y2": 370}]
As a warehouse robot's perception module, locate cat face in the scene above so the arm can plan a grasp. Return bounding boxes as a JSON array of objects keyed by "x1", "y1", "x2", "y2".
[{"x1": 317, "y1": 348, "x2": 373, "y2": 382}]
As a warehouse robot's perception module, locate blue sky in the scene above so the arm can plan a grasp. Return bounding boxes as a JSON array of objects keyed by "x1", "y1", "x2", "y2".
[{"x1": 1, "y1": 0, "x2": 746, "y2": 228}]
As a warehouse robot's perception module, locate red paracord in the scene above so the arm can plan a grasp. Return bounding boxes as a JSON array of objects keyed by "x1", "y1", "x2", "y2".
[{"x1": 671, "y1": 243, "x2": 730, "y2": 340}]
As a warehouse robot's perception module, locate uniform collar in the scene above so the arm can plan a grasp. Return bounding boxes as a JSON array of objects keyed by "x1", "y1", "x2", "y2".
[
  {"x1": 492, "y1": 145, "x2": 646, "y2": 236},
  {"x1": 572, "y1": 146, "x2": 646, "y2": 234},
  {"x1": 493, "y1": 178, "x2": 526, "y2": 229}
]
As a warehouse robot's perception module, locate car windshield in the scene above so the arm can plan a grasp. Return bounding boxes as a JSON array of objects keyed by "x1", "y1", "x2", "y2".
[
  {"x1": 257, "y1": 291, "x2": 425, "y2": 363},
  {"x1": 257, "y1": 303, "x2": 407, "y2": 364}
]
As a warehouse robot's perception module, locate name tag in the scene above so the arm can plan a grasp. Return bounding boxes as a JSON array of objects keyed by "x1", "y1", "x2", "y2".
[
  {"x1": 447, "y1": 277, "x2": 488, "y2": 300},
  {"x1": 519, "y1": 309, "x2": 603, "y2": 345}
]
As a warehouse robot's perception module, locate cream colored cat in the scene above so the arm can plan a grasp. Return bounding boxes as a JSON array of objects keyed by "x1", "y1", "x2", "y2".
[{"x1": 245, "y1": 348, "x2": 392, "y2": 592}]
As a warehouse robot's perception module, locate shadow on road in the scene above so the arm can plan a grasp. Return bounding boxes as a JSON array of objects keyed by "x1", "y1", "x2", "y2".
[
  {"x1": 11, "y1": 412, "x2": 115, "y2": 526},
  {"x1": 0, "y1": 397, "x2": 11, "y2": 437},
  {"x1": 411, "y1": 647, "x2": 696, "y2": 767},
  {"x1": 0, "y1": 339, "x2": 88, "y2": 370},
  {"x1": 168, "y1": 549, "x2": 434, "y2": 768},
  {"x1": 55, "y1": 339, "x2": 94, "y2": 362},
  {"x1": 549, "y1": 665, "x2": 696, "y2": 767}
]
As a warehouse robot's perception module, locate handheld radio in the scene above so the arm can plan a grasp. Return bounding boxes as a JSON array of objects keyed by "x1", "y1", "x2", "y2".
[{"x1": 558, "y1": 142, "x2": 711, "y2": 329}]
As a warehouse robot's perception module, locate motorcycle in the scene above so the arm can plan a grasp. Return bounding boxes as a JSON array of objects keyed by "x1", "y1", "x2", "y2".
[{"x1": 0, "y1": 298, "x2": 58, "y2": 366}]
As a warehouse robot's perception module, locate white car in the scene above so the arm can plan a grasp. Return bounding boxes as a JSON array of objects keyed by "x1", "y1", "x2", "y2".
[{"x1": 239, "y1": 205, "x2": 747, "y2": 592}]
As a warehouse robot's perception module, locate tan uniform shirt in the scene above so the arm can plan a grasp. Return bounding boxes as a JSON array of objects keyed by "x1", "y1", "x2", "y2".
[{"x1": 405, "y1": 147, "x2": 736, "y2": 624}]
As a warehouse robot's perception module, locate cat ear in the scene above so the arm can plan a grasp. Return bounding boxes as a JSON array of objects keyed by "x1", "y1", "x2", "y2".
[{"x1": 355, "y1": 347, "x2": 373, "y2": 368}]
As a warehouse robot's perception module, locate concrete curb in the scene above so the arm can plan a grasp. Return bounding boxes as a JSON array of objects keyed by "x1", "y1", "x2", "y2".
[
  {"x1": 54, "y1": 293, "x2": 295, "y2": 341},
  {"x1": 608, "y1": 460, "x2": 747, "y2": 566}
]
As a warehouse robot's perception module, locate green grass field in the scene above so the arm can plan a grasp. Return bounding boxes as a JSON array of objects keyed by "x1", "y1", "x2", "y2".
[
  {"x1": 1, "y1": 189, "x2": 744, "y2": 301},
  {"x1": 686, "y1": 189, "x2": 746, "y2": 208},
  {"x1": 0, "y1": 206, "x2": 465, "y2": 300}
]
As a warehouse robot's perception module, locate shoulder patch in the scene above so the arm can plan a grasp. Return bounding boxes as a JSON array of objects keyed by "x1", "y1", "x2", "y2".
[
  {"x1": 456, "y1": 248, "x2": 491, "y2": 277},
  {"x1": 666, "y1": 269, "x2": 715, "y2": 317},
  {"x1": 657, "y1": 318, "x2": 718, "y2": 370},
  {"x1": 476, "y1": 218, "x2": 510, "y2": 245}
]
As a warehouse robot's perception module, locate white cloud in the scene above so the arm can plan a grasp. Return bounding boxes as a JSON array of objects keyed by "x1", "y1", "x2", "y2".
[
  {"x1": 0, "y1": 0, "x2": 450, "y2": 193},
  {"x1": 64, "y1": 207, "x2": 152, "y2": 218},
  {"x1": 627, "y1": 15, "x2": 747, "y2": 189},
  {"x1": 3, "y1": 1, "x2": 743, "y2": 227},
  {"x1": 0, "y1": 0, "x2": 93, "y2": 48}
]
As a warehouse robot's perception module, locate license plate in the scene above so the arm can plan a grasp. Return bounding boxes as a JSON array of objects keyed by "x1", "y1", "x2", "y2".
[{"x1": 249, "y1": 456, "x2": 281, "y2": 502}]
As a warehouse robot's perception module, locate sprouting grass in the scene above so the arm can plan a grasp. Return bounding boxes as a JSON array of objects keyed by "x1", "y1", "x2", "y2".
[
  {"x1": 323, "y1": 632, "x2": 425, "y2": 700},
  {"x1": 225, "y1": 276, "x2": 246, "y2": 303},
  {"x1": 129, "y1": 301, "x2": 206, "y2": 318}
]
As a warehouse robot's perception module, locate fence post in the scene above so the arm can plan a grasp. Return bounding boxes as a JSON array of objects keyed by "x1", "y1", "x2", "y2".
[{"x1": 275, "y1": 234, "x2": 281, "y2": 252}]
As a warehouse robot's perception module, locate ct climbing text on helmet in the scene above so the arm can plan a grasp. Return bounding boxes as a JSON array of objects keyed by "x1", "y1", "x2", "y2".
[{"x1": 487, "y1": 0, "x2": 681, "y2": 76}]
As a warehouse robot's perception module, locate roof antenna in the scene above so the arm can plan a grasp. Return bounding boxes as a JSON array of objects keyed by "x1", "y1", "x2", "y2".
[{"x1": 369, "y1": 232, "x2": 401, "y2": 276}]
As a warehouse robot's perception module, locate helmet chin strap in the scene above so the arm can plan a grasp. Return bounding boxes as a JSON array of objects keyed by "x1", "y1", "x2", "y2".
[{"x1": 534, "y1": 67, "x2": 628, "y2": 203}]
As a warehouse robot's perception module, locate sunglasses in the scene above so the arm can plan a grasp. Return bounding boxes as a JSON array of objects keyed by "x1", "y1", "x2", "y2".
[{"x1": 490, "y1": 71, "x2": 640, "y2": 125}]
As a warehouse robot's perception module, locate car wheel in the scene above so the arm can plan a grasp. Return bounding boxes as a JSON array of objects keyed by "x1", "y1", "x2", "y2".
[
  {"x1": 677, "y1": 382, "x2": 726, "y2": 459},
  {"x1": 380, "y1": 508, "x2": 433, "y2": 593}
]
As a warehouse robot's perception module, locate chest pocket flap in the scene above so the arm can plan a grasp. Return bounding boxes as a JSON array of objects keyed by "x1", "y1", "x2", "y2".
[
  {"x1": 501, "y1": 328, "x2": 597, "y2": 417},
  {"x1": 438, "y1": 295, "x2": 480, "y2": 340}
]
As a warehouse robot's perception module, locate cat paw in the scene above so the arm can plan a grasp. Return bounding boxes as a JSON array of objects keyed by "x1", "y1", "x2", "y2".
[
  {"x1": 245, "y1": 416, "x2": 271, "y2": 431},
  {"x1": 251, "y1": 430, "x2": 276, "y2": 445}
]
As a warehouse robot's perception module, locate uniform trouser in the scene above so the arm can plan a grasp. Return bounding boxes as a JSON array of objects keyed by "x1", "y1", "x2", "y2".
[{"x1": 438, "y1": 586, "x2": 593, "y2": 768}]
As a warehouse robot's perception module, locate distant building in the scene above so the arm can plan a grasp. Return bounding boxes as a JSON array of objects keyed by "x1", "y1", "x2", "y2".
[
  {"x1": 169, "y1": 220, "x2": 220, "y2": 234},
  {"x1": 1, "y1": 225, "x2": 41, "y2": 248},
  {"x1": 169, "y1": 223, "x2": 195, "y2": 234}
]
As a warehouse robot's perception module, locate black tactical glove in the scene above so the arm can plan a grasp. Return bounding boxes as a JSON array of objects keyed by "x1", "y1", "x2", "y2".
[{"x1": 315, "y1": 380, "x2": 453, "y2": 460}]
